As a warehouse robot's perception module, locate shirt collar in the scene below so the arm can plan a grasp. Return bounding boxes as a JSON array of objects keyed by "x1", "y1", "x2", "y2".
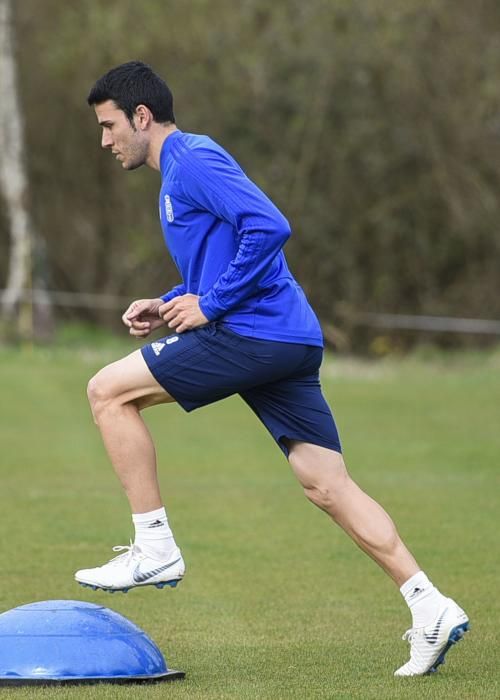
[{"x1": 160, "y1": 129, "x2": 183, "y2": 172}]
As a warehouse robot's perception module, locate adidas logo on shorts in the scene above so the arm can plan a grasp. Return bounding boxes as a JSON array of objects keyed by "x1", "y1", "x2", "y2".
[
  {"x1": 152, "y1": 342, "x2": 165, "y2": 356},
  {"x1": 151, "y1": 337, "x2": 178, "y2": 356}
]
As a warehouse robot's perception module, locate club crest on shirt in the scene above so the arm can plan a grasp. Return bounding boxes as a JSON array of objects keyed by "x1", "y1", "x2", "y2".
[{"x1": 164, "y1": 194, "x2": 174, "y2": 223}]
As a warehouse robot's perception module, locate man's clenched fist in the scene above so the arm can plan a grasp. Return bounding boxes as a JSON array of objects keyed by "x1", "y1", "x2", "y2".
[{"x1": 158, "y1": 294, "x2": 209, "y2": 333}]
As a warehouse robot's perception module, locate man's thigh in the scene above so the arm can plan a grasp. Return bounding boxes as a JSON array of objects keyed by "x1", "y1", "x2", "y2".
[
  {"x1": 101, "y1": 325, "x2": 303, "y2": 414},
  {"x1": 241, "y1": 373, "x2": 342, "y2": 457},
  {"x1": 140, "y1": 323, "x2": 324, "y2": 413},
  {"x1": 91, "y1": 348, "x2": 175, "y2": 409},
  {"x1": 140, "y1": 323, "x2": 341, "y2": 458}
]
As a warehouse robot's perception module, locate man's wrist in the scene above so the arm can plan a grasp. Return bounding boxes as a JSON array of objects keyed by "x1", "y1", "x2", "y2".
[{"x1": 198, "y1": 294, "x2": 221, "y2": 321}]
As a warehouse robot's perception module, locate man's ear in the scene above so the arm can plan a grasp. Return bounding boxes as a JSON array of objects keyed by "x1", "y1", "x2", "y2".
[{"x1": 134, "y1": 104, "x2": 153, "y2": 130}]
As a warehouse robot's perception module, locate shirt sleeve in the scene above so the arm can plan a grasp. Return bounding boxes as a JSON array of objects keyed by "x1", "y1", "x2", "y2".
[
  {"x1": 160, "y1": 283, "x2": 186, "y2": 303},
  {"x1": 177, "y1": 148, "x2": 291, "y2": 320}
]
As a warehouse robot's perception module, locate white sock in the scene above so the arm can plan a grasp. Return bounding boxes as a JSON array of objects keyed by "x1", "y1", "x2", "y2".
[
  {"x1": 132, "y1": 507, "x2": 178, "y2": 559},
  {"x1": 400, "y1": 571, "x2": 446, "y2": 628}
]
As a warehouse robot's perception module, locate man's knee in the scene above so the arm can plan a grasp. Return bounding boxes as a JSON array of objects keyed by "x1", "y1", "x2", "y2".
[
  {"x1": 302, "y1": 483, "x2": 333, "y2": 512},
  {"x1": 303, "y1": 477, "x2": 352, "y2": 513},
  {"x1": 87, "y1": 350, "x2": 174, "y2": 425},
  {"x1": 288, "y1": 442, "x2": 351, "y2": 513},
  {"x1": 87, "y1": 367, "x2": 119, "y2": 423}
]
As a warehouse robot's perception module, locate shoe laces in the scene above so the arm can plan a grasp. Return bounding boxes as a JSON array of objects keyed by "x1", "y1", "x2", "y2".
[
  {"x1": 108, "y1": 541, "x2": 142, "y2": 566},
  {"x1": 402, "y1": 628, "x2": 414, "y2": 643},
  {"x1": 402, "y1": 627, "x2": 425, "y2": 643}
]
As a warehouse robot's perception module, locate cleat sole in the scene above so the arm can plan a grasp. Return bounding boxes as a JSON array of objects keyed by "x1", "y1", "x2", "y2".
[
  {"x1": 156, "y1": 580, "x2": 179, "y2": 589},
  {"x1": 76, "y1": 579, "x2": 182, "y2": 593},
  {"x1": 426, "y1": 621, "x2": 470, "y2": 675}
]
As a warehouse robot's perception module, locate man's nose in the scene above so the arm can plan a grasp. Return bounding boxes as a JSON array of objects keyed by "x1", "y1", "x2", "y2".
[{"x1": 101, "y1": 131, "x2": 113, "y2": 149}]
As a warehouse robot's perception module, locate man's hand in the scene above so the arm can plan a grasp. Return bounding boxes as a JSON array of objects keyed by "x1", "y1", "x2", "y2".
[
  {"x1": 122, "y1": 298, "x2": 166, "y2": 338},
  {"x1": 159, "y1": 294, "x2": 209, "y2": 333}
]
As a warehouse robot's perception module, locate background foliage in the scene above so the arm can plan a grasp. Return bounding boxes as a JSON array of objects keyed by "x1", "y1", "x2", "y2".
[{"x1": 2, "y1": 0, "x2": 500, "y2": 336}]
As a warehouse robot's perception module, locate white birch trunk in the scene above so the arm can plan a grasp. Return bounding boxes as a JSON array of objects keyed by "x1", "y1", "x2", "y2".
[{"x1": 0, "y1": 0, "x2": 50, "y2": 338}]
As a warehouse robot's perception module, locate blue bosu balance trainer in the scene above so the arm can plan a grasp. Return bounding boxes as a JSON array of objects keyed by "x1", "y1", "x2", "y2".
[{"x1": 0, "y1": 600, "x2": 184, "y2": 685}]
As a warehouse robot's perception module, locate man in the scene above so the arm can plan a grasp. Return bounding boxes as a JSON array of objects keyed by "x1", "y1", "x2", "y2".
[{"x1": 76, "y1": 61, "x2": 468, "y2": 676}]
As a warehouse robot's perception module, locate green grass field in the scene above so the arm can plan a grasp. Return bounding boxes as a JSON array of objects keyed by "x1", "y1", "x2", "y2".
[{"x1": 0, "y1": 336, "x2": 499, "y2": 699}]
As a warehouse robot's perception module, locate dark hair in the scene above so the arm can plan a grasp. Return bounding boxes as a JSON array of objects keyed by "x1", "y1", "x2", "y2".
[{"x1": 87, "y1": 61, "x2": 175, "y2": 125}]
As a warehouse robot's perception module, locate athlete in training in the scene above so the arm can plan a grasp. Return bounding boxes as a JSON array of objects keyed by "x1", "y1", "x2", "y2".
[{"x1": 76, "y1": 61, "x2": 468, "y2": 676}]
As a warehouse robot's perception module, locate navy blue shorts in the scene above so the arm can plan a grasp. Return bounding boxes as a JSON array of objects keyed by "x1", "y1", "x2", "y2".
[{"x1": 141, "y1": 323, "x2": 341, "y2": 457}]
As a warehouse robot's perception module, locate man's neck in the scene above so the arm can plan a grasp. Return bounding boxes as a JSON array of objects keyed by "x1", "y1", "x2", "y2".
[{"x1": 146, "y1": 123, "x2": 178, "y2": 171}]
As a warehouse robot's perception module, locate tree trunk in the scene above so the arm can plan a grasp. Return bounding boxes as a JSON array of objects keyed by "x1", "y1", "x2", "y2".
[{"x1": 0, "y1": 0, "x2": 53, "y2": 341}]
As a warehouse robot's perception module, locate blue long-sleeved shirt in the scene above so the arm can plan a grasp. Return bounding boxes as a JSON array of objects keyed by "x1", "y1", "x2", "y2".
[{"x1": 158, "y1": 130, "x2": 323, "y2": 347}]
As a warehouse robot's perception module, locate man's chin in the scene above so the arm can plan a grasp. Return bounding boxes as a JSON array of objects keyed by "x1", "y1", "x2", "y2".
[{"x1": 122, "y1": 160, "x2": 143, "y2": 171}]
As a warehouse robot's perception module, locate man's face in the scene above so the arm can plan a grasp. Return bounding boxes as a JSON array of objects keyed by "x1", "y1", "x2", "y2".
[{"x1": 94, "y1": 100, "x2": 149, "y2": 170}]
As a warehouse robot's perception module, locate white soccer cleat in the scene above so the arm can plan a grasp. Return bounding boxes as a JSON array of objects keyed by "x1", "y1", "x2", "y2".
[
  {"x1": 394, "y1": 598, "x2": 469, "y2": 676},
  {"x1": 74, "y1": 543, "x2": 185, "y2": 593}
]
